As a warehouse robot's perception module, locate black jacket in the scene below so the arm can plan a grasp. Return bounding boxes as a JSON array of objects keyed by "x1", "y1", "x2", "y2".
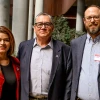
[{"x1": 17, "y1": 39, "x2": 72, "y2": 100}]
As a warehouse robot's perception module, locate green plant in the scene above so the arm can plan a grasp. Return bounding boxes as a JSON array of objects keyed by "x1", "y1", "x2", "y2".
[
  {"x1": 52, "y1": 15, "x2": 85, "y2": 45},
  {"x1": 75, "y1": 30, "x2": 85, "y2": 38}
]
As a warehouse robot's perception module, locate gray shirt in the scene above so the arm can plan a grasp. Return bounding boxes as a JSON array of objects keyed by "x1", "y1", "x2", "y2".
[
  {"x1": 30, "y1": 39, "x2": 53, "y2": 96},
  {"x1": 78, "y1": 34, "x2": 100, "y2": 100}
]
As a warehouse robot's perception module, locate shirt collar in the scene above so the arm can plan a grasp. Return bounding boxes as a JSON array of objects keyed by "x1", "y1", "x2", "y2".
[
  {"x1": 87, "y1": 33, "x2": 100, "y2": 43},
  {"x1": 33, "y1": 38, "x2": 53, "y2": 49}
]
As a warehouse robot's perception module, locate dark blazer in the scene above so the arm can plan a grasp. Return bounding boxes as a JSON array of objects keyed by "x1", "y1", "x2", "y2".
[
  {"x1": 17, "y1": 38, "x2": 72, "y2": 100},
  {"x1": 70, "y1": 34, "x2": 100, "y2": 100}
]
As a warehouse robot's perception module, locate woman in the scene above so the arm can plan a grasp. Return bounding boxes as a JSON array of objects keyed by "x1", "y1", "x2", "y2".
[{"x1": 0, "y1": 26, "x2": 20, "y2": 100}]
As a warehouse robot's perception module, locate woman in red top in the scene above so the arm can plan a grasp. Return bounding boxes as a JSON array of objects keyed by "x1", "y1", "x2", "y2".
[{"x1": 0, "y1": 26, "x2": 20, "y2": 100}]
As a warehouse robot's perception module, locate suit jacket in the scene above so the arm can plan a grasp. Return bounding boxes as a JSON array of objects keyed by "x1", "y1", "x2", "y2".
[
  {"x1": 70, "y1": 34, "x2": 100, "y2": 100},
  {"x1": 17, "y1": 38, "x2": 72, "y2": 100}
]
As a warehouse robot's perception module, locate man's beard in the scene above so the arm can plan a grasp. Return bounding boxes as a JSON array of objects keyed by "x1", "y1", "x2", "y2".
[{"x1": 86, "y1": 24, "x2": 100, "y2": 34}]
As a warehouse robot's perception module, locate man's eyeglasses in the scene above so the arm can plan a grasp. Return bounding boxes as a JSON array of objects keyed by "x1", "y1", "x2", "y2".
[
  {"x1": 85, "y1": 15, "x2": 100, "y2": 21},
  {"x1": 34, "y1": 22, "x2": 53, "y2": 28}
]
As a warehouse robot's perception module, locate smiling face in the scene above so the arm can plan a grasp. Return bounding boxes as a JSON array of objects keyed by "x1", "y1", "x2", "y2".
[
  {"x1": 0, "y1": 33, "x2": 10, "y2": 55},
  {"x1": 84, "y1": 6, "x2": 100, "y2": 37},
  {"x1": 34, "y1": 15, "x2": 54, "y2": 40}
]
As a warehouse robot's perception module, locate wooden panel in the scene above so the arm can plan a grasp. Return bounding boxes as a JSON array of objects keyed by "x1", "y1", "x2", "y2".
[
  {"x1": 55, "y1": 0, "x2": 62, "y2": 15},
  {"x1": 43, "y1": 0, "x2": 76, "y2": 16},
  {"x1": 86, "y1": 0, "x2": 100, "y2": 6},
  {"x1": 62, "y1": 0, "x2": 76, "y2": 14},
  {"x1": 43, "y1": 0, "x2": 62, "y2": 16}
]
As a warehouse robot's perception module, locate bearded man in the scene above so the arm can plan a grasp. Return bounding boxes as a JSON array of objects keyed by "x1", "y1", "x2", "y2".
[{"x1": 68, "y1": 5, "x2": 100, "y2": 100}]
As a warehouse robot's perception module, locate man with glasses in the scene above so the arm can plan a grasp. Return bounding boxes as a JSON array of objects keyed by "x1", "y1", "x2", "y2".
[
  {"x1": 69, "y1": 5, "x2": 100, "y2": 100},
  {"x1": 17, "y1": 13, "x2": 72, "y2": 100}
]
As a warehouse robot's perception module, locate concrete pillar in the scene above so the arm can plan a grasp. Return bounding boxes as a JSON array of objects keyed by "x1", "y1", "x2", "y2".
[
  {"x1": 0, "y1": 0, "x2": 10, "y2": 28},
  {"x1": 76, "y1": 0, "x2": 85, "y2": 31},
  {"x1": 34, "y1": 0, "x2": 44, "y2": 18},
  {"x1": 12, "y1": 0, "x2": 29, "y2": 54},
  {"x1": 33, "y1": 0, "x2": 44, "y2": 37},
  {"x1": 27, "y1": 0, "x2": 34, "y2": 40}
]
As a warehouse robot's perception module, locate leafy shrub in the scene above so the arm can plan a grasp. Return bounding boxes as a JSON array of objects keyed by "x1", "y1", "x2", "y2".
[{"x1": 52, "y1": 15, "x2": 85, "y2": 45}]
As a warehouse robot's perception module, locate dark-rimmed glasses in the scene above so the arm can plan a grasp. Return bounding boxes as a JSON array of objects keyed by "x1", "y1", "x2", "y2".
[
  {"x1": 85, "y1": 15, "x2": 100, "y2": 21},
  {"x1": 34, "y1": 22, "x2": 53, "y2": 28}
]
